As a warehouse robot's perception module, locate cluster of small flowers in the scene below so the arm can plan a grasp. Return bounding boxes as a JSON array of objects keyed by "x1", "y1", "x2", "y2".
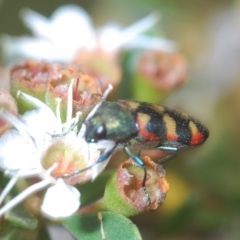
[{"x1": 0, "y1": 76, "x2": 110, "y2": 220}]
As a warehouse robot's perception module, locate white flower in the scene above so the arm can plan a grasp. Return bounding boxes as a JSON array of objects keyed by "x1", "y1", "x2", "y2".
[
  {"x1": 0, "y1": 82, "x2": 113, "y2": 219},
  {"x1": 0, "y1": 5, "x2": 176, "y2": 63}
]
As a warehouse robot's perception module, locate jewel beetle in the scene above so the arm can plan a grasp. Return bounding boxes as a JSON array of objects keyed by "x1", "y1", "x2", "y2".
[
  {"x1": 85, "y1": 100, "x2": 209, "y2": 152},
  {"x1": 78, "y1": 100, "x2": 209, "y2": 202}
]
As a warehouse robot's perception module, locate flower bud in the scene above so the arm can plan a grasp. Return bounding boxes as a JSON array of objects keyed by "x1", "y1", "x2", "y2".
[
  {"x1": 134, "y1": 50, "x2": 187, "y2": 102},
  {"x1": 45, "y1": 63, "x2": 102, "y2": 122},
  {"x1": 74, "y1": 49, "x2": 121, "y2": 98},
  {"x1": 138, "y1": 50, "x2": 187, "y2": 92},
  {"x1": 10, "y1": 60, "x2": 60, "y2": 113},
  {"x1": 103, "y1": 156, "x2": 169, "y2": 217}
]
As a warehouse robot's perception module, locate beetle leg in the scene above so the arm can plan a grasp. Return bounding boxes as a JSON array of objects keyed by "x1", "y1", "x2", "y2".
[
  {"x1": 137, "y1": 150, "x2": 141, "y2": 157},
  {"x1": 124, "y1": 146, "x2": 151, "y2": 204},
  {"x1": 52, "y1": 122, "x2": 80, "y2": 137},
  {"x1": 156, "y1": 146, "x2": 178, "y2": 164},
  {"x1": 97, "y1": 143, "x2": 118, "y2": 163}
]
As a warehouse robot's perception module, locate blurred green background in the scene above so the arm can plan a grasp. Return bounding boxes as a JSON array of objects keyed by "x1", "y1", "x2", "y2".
[{"x1": 1, "y1": 0, "x2": 240, "y2": 239}]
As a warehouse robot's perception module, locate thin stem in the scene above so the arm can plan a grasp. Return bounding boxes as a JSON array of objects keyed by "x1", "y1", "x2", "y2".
[
  {"x1": 98, "y1": 212, "x2": 105, "y2": 239},
  {"x1": 0, "y1": 174, "x2": 19, "y2": 205},
  {"x1": 66, "y1": 79, "x2": 74, "y2": 130},
  {"x1": 55, "y1": 97, "x2": 62, "y2": 128},
  {"x1": 102, "y1": 84, "x2": 113, "y2": 100},
  {"x1": 17, "y1": 91, "x2": 56, "y2": 121},
  {"x1": 18, "y1": 91, "x2": 62, "y2": 134},
  {"x1": 6, "y1": 168, "x2": 42, "y2": 178},
  {"x1": 74, "y1": 111, "x2": 82, "y2": 131},
  {"x1": 85, "y1": 84, "x2": 113, "y2": 122},
  {"x1": 0, "y1": 163, "x2": 57, "y2": 216},
  {"x1": 0, "y1": 179, "x2": 51, "y2": 216}
]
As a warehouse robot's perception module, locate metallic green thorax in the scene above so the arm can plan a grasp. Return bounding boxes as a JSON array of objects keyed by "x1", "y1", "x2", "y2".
[{"x1": 85, "y1": 102, "x2": 138, "y2": 143}]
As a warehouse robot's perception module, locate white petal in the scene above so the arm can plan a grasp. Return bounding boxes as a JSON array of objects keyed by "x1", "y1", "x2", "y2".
[
  {"x1": 20, "y1": 8, "x2": 50, "y2": 35},
  {"x1": 1, "y1": 5, "x2": 97, "y2": 63},
  {"x1": 21, "y1": 5, "x2": 96, "y2": 60},
  {"x1": 20, "y1": 109, "x2": 60, "y2": 152},
  {"x1": 51, "y1": 5, "x2": 94, "y2": 38},
  {"x1": 20, "y1": 109, "x2": 59, "y2": 136},
  {"x1": 0, "y1": 129, "x2": 37, "y2": 170},
  {"x1": 98, "y1": 24, "x2": 125, "y2": 52},
  {"x1": 124, "y1": 35, "x2": 177, "y2": 52},
  {"x1": 98, "y1": 12, "x2": 160, "y2": 52},
  {"x1": 41, "y1": 179, "x2": 80, "y2": 220},
  {"x1": 0, "y1": 35, "x2": 65, "y2": 62}
]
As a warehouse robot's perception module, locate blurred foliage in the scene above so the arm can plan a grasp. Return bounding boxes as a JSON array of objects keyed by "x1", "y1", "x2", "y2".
[{"x1": 1, "y1": 0, "x2": 240, "y2": 239}]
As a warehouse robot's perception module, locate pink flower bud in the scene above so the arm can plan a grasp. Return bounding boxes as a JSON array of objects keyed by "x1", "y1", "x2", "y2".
[
  {"x1": 138, "y1": 50, "x2": 187, "y2": 92},
  {"x1": 46, "y1": 63, "x2": 103, "y2": 122},
  {"x1": 74, "y1": 49, "x2": 121, "y2": 97},
  {"x1": 10, "y1": 60, "x2": 61, "y2": 113}
]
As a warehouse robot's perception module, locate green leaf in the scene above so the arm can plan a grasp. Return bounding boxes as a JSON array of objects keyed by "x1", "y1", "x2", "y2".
[
  {"x1": 117, "y1": 50, "x2": 140, "y2": 99},
  {"x1": 77, "y1": 171, "x2": 112, "y2": 206},
  {"x1": 63, "y1": 212, "x2": 142, "y2": 240},
  {"x1": 5, "y1": 202, "x2": 38, "y2": 230},
  {"x1": 0, "y1": 227, "x2": 20, "y2": 240}
]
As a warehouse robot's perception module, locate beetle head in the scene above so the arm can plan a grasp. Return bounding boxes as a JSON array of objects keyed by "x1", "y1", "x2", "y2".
[{"x1": 84, "y1": 102, "x2": 138, "y2": 143}]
